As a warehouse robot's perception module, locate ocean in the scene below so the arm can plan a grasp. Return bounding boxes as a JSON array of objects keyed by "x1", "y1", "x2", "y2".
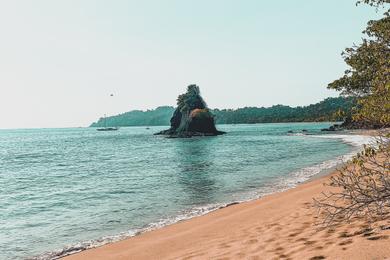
[{"x1": 0, "y1": 123, "x2": 370, "y2": 259}]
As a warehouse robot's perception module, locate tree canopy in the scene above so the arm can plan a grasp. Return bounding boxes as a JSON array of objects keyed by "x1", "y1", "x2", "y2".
[
  {"x1": 177, "y1": 85, "x2": 207, "y2": 112},
  {"x1": 328, "y1": 0, "x2": 389, "y2": 128},
  {"x1": 357, "y1": 0, "x2": 390, "y2": 7}
]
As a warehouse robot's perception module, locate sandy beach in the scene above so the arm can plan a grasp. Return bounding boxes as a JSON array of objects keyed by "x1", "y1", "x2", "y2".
[{"x1": 65, "y1": 164, "x2": 390, "y2": 260}]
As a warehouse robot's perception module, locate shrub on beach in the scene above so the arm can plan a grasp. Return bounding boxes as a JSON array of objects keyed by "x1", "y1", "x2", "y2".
[{"x1": 314, "y1": 132, "x2": 390, "y2": 225}]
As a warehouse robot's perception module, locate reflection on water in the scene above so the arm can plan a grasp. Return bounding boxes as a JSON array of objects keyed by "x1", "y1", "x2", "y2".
[{"x1": 174, "y1": 138, "x2": 217, "y2": 204}]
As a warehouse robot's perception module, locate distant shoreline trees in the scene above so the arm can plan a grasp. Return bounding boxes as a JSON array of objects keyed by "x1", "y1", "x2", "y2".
[{"x1": 90, "y1": 96, "x2": 355, "y2": 127}]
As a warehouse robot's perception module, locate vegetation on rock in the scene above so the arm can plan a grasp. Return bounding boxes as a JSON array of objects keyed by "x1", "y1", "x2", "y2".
[{"x1": 155, "y1": 85, "x2": 225, "y2": 137}]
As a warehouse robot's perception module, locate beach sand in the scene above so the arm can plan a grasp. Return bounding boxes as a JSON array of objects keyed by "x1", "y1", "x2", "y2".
[{"x1": 65, "y1": 168, "x2": 390, "y2": 260}]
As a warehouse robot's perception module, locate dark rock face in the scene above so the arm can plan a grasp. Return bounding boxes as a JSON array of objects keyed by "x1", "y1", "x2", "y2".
[
  {"x1": 321, "y1": 124, "x2": 343, "y2": 132},
  {"x1": 155, "y1": 85, "x2": 225, "y2": 137},
  {"x1": 320, "y1": 116, "x2": 382, "y2": 132}
]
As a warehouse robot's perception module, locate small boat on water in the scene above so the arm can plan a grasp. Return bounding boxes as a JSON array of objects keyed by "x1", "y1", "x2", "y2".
[
  {"x1": 97, "y1": 114, "x2": 119, "y2": 131},
  {"x1": 97, "y1": 95, "x2": 119, "y2": 131}
]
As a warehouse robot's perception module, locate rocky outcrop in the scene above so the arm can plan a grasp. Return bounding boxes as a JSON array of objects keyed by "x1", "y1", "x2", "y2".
[
  {"x1": 321, "y1": 123, "x2": 343, "y2": 132},
  {"x1": 320, "y1": 116, "x2": 383, "y2": 131},
  {"x1": 155, "y1": 85, "x2": 225, "y2": 137}
]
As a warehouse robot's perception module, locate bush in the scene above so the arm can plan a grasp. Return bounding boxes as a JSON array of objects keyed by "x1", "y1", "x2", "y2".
[{"x1": 314, "y1": 131, "x2": 390, "y2": 226}]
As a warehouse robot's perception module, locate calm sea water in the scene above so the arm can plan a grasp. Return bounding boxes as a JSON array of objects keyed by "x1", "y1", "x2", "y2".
[{"x1": 0, "y1": 123, "x2": 364, "y2": 259}]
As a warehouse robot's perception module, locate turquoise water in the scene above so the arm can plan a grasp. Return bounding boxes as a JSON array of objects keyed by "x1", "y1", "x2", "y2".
[{"x1": 0, "y1": 123, "x2": 356, "y2": 259}]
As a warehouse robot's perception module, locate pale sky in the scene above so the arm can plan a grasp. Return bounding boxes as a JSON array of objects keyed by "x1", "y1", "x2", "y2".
[{"x1": 0, "y1": 0, "x2": 382, "y2": 128}]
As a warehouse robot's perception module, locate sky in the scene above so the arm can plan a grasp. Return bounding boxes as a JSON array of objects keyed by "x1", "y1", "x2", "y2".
[{"x1": 0, "y1": 0, "x2": 383, "y2": 128}]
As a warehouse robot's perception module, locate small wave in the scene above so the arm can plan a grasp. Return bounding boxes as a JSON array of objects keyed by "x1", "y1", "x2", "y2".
[
  {"x1": 309, "y1": 134, "x2": 374, "y2": 147},
  {"x1": 279, "y1": 152, "x2": 353, "y2": 186},
  {"x1": 271, "y1": 134, "x2": 376, "y2": 193},
  {"x1": 288, "y1": 132, "x2": 306, "y2": 136},
  {"x1": 29, "y1": 230, "x2": 140, "y2": 260}
]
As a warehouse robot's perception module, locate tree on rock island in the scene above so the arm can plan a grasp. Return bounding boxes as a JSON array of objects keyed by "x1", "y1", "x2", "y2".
[{"x1": 155, "y1": 85, "x2": 225, "y2": 137}]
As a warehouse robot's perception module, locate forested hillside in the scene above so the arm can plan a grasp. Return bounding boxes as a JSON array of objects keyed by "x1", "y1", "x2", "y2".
[
  {"x1": 90, "y1": 106, "x2": 175, "y2": 127},
  {"x1": 213, "y1": 97, "x2": 355, "y2": 124},
  {"x1": 90, "y1": 97, "x2": 355, "y2": 127}
]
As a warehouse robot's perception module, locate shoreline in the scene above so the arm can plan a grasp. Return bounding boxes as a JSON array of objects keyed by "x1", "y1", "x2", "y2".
[
  {"x1": 35, "y1": 135, "x2": 358, "y2": 259},
  {"x1": 60, "y1": 133, "x2": 390, "y2": 260}
]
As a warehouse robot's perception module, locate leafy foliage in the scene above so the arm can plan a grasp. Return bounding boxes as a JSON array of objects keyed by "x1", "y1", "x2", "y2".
[
  {"x1": 177, "y1": 85, "x2": 207, "y2": 113},
  {"x1": 315, "y1": 0, "x2": 390, "y2": 227},
  {"x1": 353, "y1": 92, "x2": 390, "y2": 128},
  {"x1": 328, "y1": 0, "x2": 390, "y2": 128},
  {"x1": 356, "y1": 0, "x2": 390, "y2": 8},
  {"x1": 328, "y1": 16, "x2": 389, "y2": 96},
  {"x1": 190, "y1": 108, "x2": 213, "y2": 119}
]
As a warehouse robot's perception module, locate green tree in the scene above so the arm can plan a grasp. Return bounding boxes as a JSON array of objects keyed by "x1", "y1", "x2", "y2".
[
  {"x1": 357, "y1": 0, "x2": 390, "y2": 7},
  {"x1": 315, "y1": 0, "x2": 390, "y2": 227},
  {"x1": 328, "y1": 1, "x2": 390, "y2": 128}
]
